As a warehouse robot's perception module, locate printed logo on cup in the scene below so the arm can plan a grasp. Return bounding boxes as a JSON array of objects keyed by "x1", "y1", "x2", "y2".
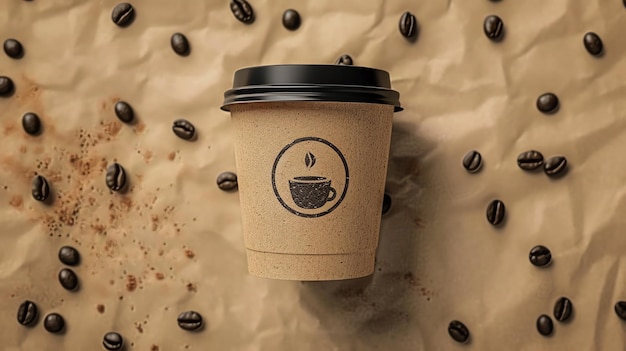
[{"x1": 271, "y1": 137, "x2": 349, "y2": 218}]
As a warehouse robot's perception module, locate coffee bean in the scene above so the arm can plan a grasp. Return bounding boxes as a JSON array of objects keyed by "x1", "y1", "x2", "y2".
[
  {"x1": 58, "y1": 268, "x2": 79, "y2": 291},
  {"x1": 282, "y1": 9, "x2": 301, "y2": 30},
  {"x1": 111, "y1": 3, "x2": 135, "y2": 27},
  {"x1": 17, "y1": 300, "x2": 38, "y2": 326},
  {"x1": 230, "y1": 0, "x2": 254, "y2": 24},
  {"x1": 536, "y1": 93, "x2": 559, "y2": 114},
  {"x1": 544, "y1": 156, "x2": 567, "y2": 177},
  {"x1": 103, "y1": 331, "x2": 124, "y2": 350},
  {"x1": 583, "y1": 32, "x2": 603, "y2": 56},
  {"x1": 114, "y1": 101, "x2": 134, "y2": 123},
  {"x1": 448, "y1": 320, "x2": 470, "y2": 343},
  {"x1": 615, "y1": 301, "x2": 626, "y2": 320},
  {"x1": 486, "y1": 199, "x2": 505, "y2": 226},
  {"x1": 382, "y1": 193, "x2": 392, "y2": 215},
  {"x1": 22, "y1": 112, "x2": 41, "y2": 135},
  {"x1": 462, "y1": 150, "x2": 482, "y2": 173},
  {"x1": 217, "y1": 171, "x2": 238, "y2": 191},
  {"x1": 335, "y1": 54, "x2": 353, "y2": 65},
  {"x1": 177, "y1": 310, "x2": 203, "y2": 331},
  {"x1": 0, "y1": 76, "x2": 14, "y2": 97},
  {"x1": 58, "y1": 246, "x2": 80, "y2": 266},
  {"x1": 105, "y1": 163, "x2": 127, "y2": 192},
  {"x1": 483, "y1": 15, "x2": 504, "y2": 41},
  {"x1": 171, "y1": 33, "x2": 190, "y2": 56},
  {"x1": 43, "y1": 313, "x2": 64, "y2": 333},
  {"x1": 517, "y1": 150, "x2": 544, "y2": 171},
  {"x1": 31, "y1": 175, "x2": 50, "y2": 202},
  {"x1": 536, "y1": 314, "x2": 553, "y2": 336},
  {"x1": 172, "y1": 119, "x2": 196, "y2": 140},
  {"x1": 3, "y1": 39, "x2": 23, "y2": 59},
  {"x1": 529, "y1": 245, "x2": 552, "y2": 267},
  {"x1": 554, "y1": 297, "x2": 573, "y2": 322},
  {"x1": 399, "y1": 11, "x2": 417, "y2": 38}
]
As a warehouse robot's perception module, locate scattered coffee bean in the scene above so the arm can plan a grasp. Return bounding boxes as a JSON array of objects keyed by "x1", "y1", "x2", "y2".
[
  {"x1": 536, "y1": 93, "x2": 559, "y2": 114},
  {"x1": 486, "y1": 199, "x2": 505, "y2": 226},
  {"x1": 517, "y1": 150, "x2": 544, "y2": 171},
  {"x1": 105, "y1": 163, "x2": 127, "y2": 192},
  {"x1": 335, "y1": 54, "x2": 353, "y2": 65},
  {"x1": 171, "y1": 33, "x2": 190, "y2": 56},
  {"x1": 382, "y1": 193, "x2": 392, "y2": 215},
  {"x1": 58, "y1": 246, "x2": 80, "y2": 266},
  {"x1": 399, "y1": 11, "x2": 417, "y2": 38},
  {"x1": 31, "y1": 175, "x2": 50, "y2": 202},
  {"x1": 0, "y1": 76, "x2": 14, "y2": 97},
  {"x1": 544, "y1": 156, "x2": 567, "y2": 177},
  {"x1": 529, "y1": 245, "x2": 552, "y2": 267},
  {"x1": 172, "y1": 119, "x2": 196, "y2": 140},
  {"x1": 103, "y1": 331, "x2": 124, "y2": 350},
  {"x1": 483, "y1": 15, "x2": 504, "y2": 41},
  {"x1": 177, "y1": 311, "x2": 203, "y2": 331},
  {"x1": 22, "y1": 112, "x2": 41, "y2": 135},
  {"x1": 583, "y1": 32, "x2": 603, "y2": 56},
  {"x1": 615, "y1": 301, "x2": 626, "y2": 320},
  {"x1": 448, "y1": 320, "x2": 470, "y2": 343},
  {"x1": 43, "y1": 313, "x2": 64, "y2": 333},
  {"x1": 230, "y1": 0, "x2": 254, "y2": 24},
  {"x1": 462, "y1": 150, "x2": 482, "y2": 173},
  {"x1": 114, "y1": 101, "x2": 134, "y2": 123},
  {"x1": 217, "y1": 171, "x2": 238, "y2": 191},
  {"x1": 58, "y1": 268, "x2": 79, "y2": 291},
  {"x1": 111, "y1": 3, "x2": 135, "y2": 27},
  {"x1": 17, "y1": 300, "x2": 38, "y2": 326},
  {"x1": 3, "y1": 39, "x2": 23, "y2": 59},
  {"x1": 553, "y1": 297, "x2": 573, "y2": 322},
  {"x1": 282, "y1": 9, "x2": 301, "y2": 30},
  {"x1": 536, "y1": 314, "x2": 553, "y2": 336}
]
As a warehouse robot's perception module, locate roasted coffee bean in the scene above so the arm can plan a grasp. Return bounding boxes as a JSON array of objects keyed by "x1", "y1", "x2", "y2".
[
  {"x1": 536, "y1": 93, "x2": 559, "y2": 114},
  {"x1": 615, "y1": 301, "x2": 626, "y2": 320},
  {"x1": 583, "y1": 32, "x2": 603, "y2": 56},
  {"x1": 114, "y1": 101, "x2": 134, "y2": 123},
  {"x1": 517, "y1": 150, "x2": 544, "y2": 171},
  {"x1": 43, "y1": 313, "x2": 64, "y2": 333},
  {"x1": 230, "y1": 0, "x2": 254, "y2": 24},
  {"x1": 172, "y1": 119, "x2": 196, "y2": 140},
  {"x1": 399, "y1": 11, "x2": 417, "y2": 38},
  {"x1": 58, "y1": 246, "x2": 80, "y2": 266},
  {"x1": 0, "y1": 76, "x2": 14, "y2": 97},
  {"x1": 31, "y1": 175, "x2": 50, "y2": 202},
  {"x1": 544, "y1": 156, "x2": 567, "y2": 177},
  {"x1": 171, "y1": 33, "x2": 190, "y2": 56},
  {"x1": 382, "y1": 193, "x2": 392, "y2": 215},
  {"x1": 17, "y1": 300, "x2": 38, "y2": 326},
  {"x1": 462, "y1": 150, "x2": 482, "y2": 173},
  {"x1": 105, "y1": 163, "x2": 127, "y2": 192},
  {"x1": 177, "y1": 310, "x2": 203, "y2": 331},
  {"x1": 217, "y1": 171, "x2": 238, "y2": 191},
  {"x1": 448, "y1": 320, "x2": 470, "y2": 343},
  {"x1": 282, "y1": 9, "x2": 301, "y2": 30},
  {"x1": 486, "y1": 199, "x2": 505, "y2": 225},
  {"x1": 22, "y1": 112, "x2": 41, "y2": 135},
  {"x1": 103, "y1": 331, "x2": 124, "y2": 350},
  {"x1": 529, "y1": 245, "x2": 552, "y2": 267},
  {"x1": 335, "y1": 54, "x2": 353, "y2": 65},
  {"x1": 483, "y1": 15, "x2": 504, "y2": 41},
  {"x1": 58, "y1": 268, "x2": 79, "y2": 291},
  {"x1": 536, "y1": 315, "x2": 553, "y2": 336},
  {"x1": 554, "y1": 297, "x2": 573, "y2": 322},
  {"x1": 111, "y1": 3, "x2": 135, "y2": 27},
  {"x1": 4, "y1": 39, "x2": 23, "y2": 59}
]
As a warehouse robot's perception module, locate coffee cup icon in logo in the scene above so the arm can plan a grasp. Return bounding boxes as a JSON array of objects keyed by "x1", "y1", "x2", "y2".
[{"x1": 289, "y1": 152, "x2": 337, "y2": 209}]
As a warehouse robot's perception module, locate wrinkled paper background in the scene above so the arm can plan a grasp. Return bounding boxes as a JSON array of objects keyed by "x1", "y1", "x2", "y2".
[{"x1": 2, "y1": 0, "x2": 626, "y2": 350}]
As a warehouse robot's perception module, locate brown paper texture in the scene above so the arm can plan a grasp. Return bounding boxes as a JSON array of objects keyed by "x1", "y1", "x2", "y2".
[{"x1": 1, "y1": 0, "x2": 624, "y2": 350}]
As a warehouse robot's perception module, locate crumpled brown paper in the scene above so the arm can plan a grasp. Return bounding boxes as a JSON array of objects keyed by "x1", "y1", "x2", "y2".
[{"x1": 2, "y1": 0, "x2": 625, "y2": 350}]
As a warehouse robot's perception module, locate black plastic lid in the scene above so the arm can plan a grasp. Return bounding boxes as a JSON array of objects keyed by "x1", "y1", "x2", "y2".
[{"x1": 221, "y1": 64, "x2": 403, "y2": 112}]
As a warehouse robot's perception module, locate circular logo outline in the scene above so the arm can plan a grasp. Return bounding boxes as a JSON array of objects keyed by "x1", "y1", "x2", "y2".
[{"x1": 271, "y1": 136, "x2": 350, "y2": 218}]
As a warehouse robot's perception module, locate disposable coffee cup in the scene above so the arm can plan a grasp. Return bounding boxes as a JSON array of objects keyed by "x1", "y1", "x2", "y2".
[{"x1": 221, "y1": 64, "x2": 402, "y2": 281}]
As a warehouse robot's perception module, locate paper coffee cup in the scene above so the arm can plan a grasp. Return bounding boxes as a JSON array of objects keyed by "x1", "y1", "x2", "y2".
[{"x1": 221, "y1": 65, "x2": 402, "y2": 281}]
